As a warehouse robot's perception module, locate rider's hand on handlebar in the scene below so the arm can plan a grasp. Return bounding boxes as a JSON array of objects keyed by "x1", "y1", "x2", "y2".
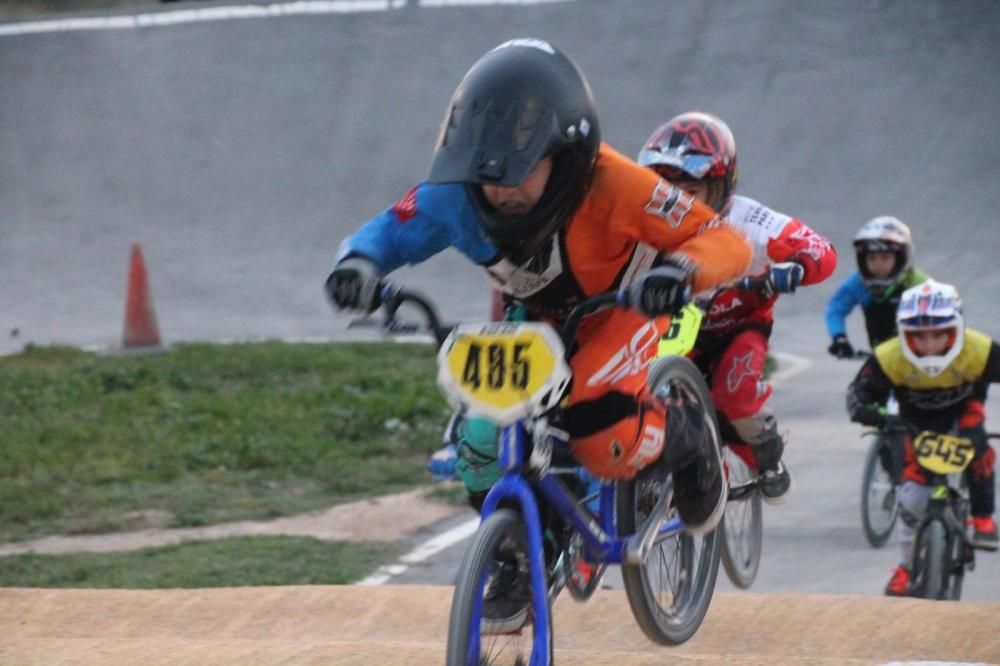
[
  {"x1": 325, "y1": 256, "x2": 382, "y2": 312},
  {"x1": 630, "y1": 263, "x2": 692, "y2": 317},
  {"x1": 828, "y1": 334, "x2": 856, "y2": 359},
  {"x1": 765, "y1": 262, "x2": 804, "y2": 296},
  {"x1": 853, "y1": 403, "x2": 886, "y2": 428}
]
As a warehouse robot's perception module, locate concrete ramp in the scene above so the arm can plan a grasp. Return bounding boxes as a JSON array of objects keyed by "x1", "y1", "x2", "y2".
[{"x1": 2, "y1": 586, "x2": 997, "y2": 664}]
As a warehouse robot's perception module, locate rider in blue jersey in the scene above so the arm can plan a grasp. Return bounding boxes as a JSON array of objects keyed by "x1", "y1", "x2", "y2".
[{"x1": 825, "y1": 216, "x2": 928, "y2": 357}]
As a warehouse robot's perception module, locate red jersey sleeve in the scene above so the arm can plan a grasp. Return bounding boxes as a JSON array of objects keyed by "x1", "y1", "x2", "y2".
[{"x1": 766, "y1": 218, "x2": 837, "y2": 286}]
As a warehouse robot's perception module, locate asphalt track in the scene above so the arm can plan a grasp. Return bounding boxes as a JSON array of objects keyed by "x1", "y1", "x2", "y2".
[{"x1": 2, "y1": 0, "x2": 1000, "y2": 661}]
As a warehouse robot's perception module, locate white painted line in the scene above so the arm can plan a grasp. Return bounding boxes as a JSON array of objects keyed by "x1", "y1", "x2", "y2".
[
  {"x1": 769, "y1": 350, "x2": 812, "y2": 385},
  {"x1": 356, "y1": 517, "x2": 478, "y2": 585},
  {"x1": 0, "y1": 0, "x2": 577, "y2": 37}
]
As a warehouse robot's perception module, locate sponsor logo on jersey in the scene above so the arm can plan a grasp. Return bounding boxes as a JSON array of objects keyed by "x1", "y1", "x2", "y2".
[
  {"x1": 726, "y1": 351, "x2": 757, "y2": 393},
  {"x1": 391, "y1": 187, "x2": 418, "y2": 223},
  {"x1": 486, "y1": 239, "x2": 563, "y2": 297},
  {"x1": 645, "y1": 180, "x2": 693, "y2": 228},
  {"x1": 586, "y1": 321, "x2": 661, "y2": 387}
]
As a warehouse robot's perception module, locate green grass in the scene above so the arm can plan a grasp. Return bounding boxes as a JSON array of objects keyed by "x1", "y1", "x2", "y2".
[
  {"x1": 0, "y1": 536, "x2": 404, "y2": 588},
  {"x1": 0, "y1": 342, "x2": 449, "y2": 543}
]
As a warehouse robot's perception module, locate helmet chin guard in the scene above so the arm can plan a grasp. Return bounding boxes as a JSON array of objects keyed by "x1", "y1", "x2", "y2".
[
  {"x1": 896, "y1": 279, "x2": 964, "y2": 377},
  {"x1": 853, "y1": 216, "x2": 913, "y2": 291}
]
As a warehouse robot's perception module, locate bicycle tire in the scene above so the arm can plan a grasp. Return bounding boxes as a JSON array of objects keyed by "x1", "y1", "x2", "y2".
[
  {"x1": 616, "y1": 356, "x2": 721, "y2": 646},
  {"x1": 720, "y1": 447, "x2": 762, "y2": 588},
  {"x1": 912, "y1": 520, "x2": 947, "y2": 600},
  {"x1": 860, "y1": 435, "x2": 899, "y2": 548},
  {"x1": 446, "y1": 508, "x2": 551, "y2": 666}
]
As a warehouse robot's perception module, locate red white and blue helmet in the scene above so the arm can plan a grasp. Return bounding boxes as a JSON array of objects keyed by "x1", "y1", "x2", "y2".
[
  {"x1": 637, "y1": 111, "x2": 738, "y2": 214},
  {"x1": 896, "y1": 279, "x2": 964, "y2": 377}
]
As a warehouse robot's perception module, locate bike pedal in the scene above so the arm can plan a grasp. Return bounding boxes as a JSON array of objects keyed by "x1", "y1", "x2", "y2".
[{"x1": 727, "y1": 481, "x2": 756, "y2": 502}]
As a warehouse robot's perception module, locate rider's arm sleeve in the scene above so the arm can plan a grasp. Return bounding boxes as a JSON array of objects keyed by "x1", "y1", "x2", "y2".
[
  {"x1": 765, "y1": 218, "x2": 837, "y2": 286},
  {"x1": 846, "y1": 357, "x2": 892, "y2": 421},
  {"x1": 622, "y1": 188, "x2": 752, "y2": 293},
  {"x1": 597, "y1": 146, "x2": 752, "y2": 293},
  {"x1": 335, "y1": 183, "x2": 495, "y2": 273},
  {"x1": 984, "y1": 341, "x2": 1000, "y2": 383},
  {"x1": 825, "y1": 273, "x2": 866, "y2": 338}
]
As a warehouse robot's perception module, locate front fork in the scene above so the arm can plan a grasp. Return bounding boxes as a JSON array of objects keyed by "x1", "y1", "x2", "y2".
[{"x1": 479, "y1": 472, "x2": 551, "y2": 665}]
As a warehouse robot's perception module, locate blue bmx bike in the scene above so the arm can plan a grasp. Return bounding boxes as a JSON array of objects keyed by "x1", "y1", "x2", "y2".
[{"x1": 357, "y1": 283, "x2": 723, "y2": 665}]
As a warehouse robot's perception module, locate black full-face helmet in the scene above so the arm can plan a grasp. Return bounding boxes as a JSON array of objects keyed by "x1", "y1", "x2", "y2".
[{"x1": 428, "y1": 38, "x2": 601, "y2": 265}]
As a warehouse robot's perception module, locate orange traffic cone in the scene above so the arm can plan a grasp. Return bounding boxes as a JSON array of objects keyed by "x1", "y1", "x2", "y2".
[{"x1": 122, "y1": 243, "x2": 161, "y2": 348}]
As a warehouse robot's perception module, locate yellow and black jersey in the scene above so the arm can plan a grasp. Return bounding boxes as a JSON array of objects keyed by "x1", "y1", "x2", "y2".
[{"x1": 847, "y1": 329, "x2": 1000, "y2": 431}]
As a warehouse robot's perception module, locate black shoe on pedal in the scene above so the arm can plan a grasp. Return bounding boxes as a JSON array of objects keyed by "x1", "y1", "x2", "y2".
[
  {"x1": 482, "y1": 553, "x2": 531, "y2": 634},
  {"x1": 758, "y1": 460, "x2": 793, "y2": 505},
  {"x1": 671, "y1": 431, "x2": 726, "y2": 536}
]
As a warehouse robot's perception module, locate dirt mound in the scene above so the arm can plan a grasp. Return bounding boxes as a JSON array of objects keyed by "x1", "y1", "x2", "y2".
[
  {"x1": 0, "y1": 488, "x2": 464, "y2": 557},
  {"x1": 2, "y1": 585, "x2": 997, "y2": 664}
]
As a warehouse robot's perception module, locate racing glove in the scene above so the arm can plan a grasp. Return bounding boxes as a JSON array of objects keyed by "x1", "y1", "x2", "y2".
[
  {"x1": 630, "y1": 263, "x2": 692, "y2": 317},
  {"x1": 828, "y1": 334, "x2": 855, "y2": 359},
  {"x1": 325, "y1": 256, "x2": 381, "y2": 312},
  {"x1": 852, "y1": 403, "x2": 885, "y2": 428},
  {"x1": 765, "y1": 262, "x2": 805, "y2": 296}
]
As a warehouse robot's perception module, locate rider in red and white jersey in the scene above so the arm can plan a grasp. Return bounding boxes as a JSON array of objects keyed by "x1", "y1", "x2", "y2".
[{"x1": 638, "y1": 111, "x2": 837, "y2": 503}]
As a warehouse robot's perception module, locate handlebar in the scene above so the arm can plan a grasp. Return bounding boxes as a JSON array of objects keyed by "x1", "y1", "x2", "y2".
[
  {"x1": 350, "y1": 283, "x2": 633, "y2": 356},
  {"x1": 735, "y1": 275, "x2": 772, "y2": 292}
]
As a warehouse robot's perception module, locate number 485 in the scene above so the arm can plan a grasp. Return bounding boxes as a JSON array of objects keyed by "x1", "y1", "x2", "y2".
[{"x1": 462, "y1": 342, "x2": 530, "y2": 390}]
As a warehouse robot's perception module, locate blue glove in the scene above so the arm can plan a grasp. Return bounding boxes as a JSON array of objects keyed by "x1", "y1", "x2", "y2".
[{"x1": 767, "y1": 262, "x2": 805, "y2": 295}]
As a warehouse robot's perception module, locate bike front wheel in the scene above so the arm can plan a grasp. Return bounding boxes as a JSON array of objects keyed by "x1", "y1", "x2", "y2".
[
  {"x1": 446, "y1": 508, "x2": 551, "y2": 666},
  {"x1": 616, "y1": 356, "x2": 722, "y2": 646},
  {"x1": 860, "y1": 435, "x2": 899, "y2": 548},
  {"x1": 720, "y1": 445, "x2": 762, "y2": 588},
  {"x1": 911, "y1": 519, "x2": 947, "y2": 600}
]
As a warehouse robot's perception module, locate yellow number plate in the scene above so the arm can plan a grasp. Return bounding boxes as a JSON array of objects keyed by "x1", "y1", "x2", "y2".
[
  {"x1": 913, "y1": 432, "x2": 975, "y2": 475},
  {"x1": 437, "y1": 323, "x2": 571, "y2": 425},
  {"x1": 657, "y1": 304, "x2": 703, "y2": 357}
]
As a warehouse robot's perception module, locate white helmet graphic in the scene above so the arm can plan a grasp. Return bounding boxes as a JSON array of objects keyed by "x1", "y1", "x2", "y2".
[
  {"x1": 895, "y1": 279, "x2": 964, "y2": 377},
  {"x1": 853, "y1": 216, "x2": 913, "y2": 296}
]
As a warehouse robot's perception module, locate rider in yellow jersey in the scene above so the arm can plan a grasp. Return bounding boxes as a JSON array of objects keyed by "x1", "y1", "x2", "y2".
[{"x1": 847, "y1": 279, "x2": 999, "y2": 596}]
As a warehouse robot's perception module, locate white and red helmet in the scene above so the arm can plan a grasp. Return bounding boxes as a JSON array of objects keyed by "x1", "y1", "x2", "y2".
[
  {"x1": 896, "y1": 279, "x2": 964, "y2": 377},
  {"x1": 853, "y1": 216, "x2": 913, "y2": 295}
]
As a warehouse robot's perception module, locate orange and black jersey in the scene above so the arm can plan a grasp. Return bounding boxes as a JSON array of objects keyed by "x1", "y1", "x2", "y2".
[
  {"x1": 483, "y1": 144, "x2": 752, "y2": 317},
  {"x1": 341, "y1": 143, "x2": 752, "y2": 319}
]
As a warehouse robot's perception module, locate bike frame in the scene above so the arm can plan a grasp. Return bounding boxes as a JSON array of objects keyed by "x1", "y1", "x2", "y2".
[
  {"x1": 468, "y1": 421, "x2": 684, "y2": 662},
  {"x1": 362, "y1": 283, "x2": 689, "y2": 663}
]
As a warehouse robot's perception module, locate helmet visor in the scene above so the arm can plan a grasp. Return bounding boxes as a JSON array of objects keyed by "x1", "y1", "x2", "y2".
[{"x1": 637, "y1": 149, "x2": 715, "y2": 179}]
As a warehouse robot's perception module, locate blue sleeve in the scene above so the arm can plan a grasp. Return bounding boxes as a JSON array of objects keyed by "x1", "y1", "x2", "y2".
[
  {"x1": 334, "y1": 182, "x2": 497, "y2": 273},
  {"x1": 825, "y1": 273, "x2": 868, "y2": 338}
]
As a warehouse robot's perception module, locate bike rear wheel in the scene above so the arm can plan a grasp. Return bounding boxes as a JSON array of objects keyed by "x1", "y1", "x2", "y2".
[
  {"x1": 446, "y1": 508, "x2": 551, "y2": 666},
  {"x1": 860, "y1": 435, "x2": 899, "y2": 548},
  {"x1": 616, "y1": 356, "x2": 721, "y2": 646},
  {"x1": 720, "y1": 446, "x2": 762, "y2": 588},
  {"x1": 911, "y1": 519, "x2": 947, "y2": 600}
]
